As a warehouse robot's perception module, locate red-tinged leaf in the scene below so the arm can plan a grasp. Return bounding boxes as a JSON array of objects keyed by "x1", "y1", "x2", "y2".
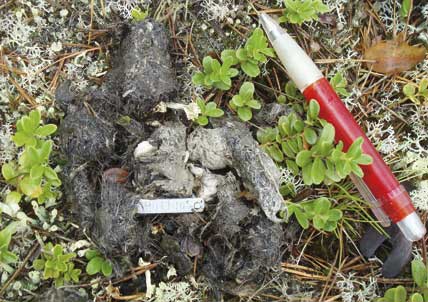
[
  {"x1": 103, "y1": 168, "x2": 129, "y2": 184},
  {"x1": 364, "y1": 34, "x2": 426, "y2": 74}
]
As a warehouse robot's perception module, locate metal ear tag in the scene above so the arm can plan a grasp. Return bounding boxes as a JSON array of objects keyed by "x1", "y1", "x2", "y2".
[{"x1": 136, "y1": 198, "x2": 205, "y2": 215}]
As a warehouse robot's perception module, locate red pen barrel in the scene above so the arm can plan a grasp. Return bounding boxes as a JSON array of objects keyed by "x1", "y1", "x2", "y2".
[{"x1": 302, "y1": 78, "x2": 414, "y2": 223}]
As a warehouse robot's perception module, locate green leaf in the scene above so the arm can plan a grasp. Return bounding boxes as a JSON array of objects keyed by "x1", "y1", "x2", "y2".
[
  {"x1": 2, "y1": 163, "x2": 17, "y2": 181},
  {"x1": 208, "y1": 108, "x2": 224, "y2": 117},
  {"x1": 241, "y1": 61, "x2": 260, "y2": 77},
  {"x1": 2, "y1": 250, "x2": 18, "y2": 264},
  {"x1": 319, "y1": 123, "x2": 335, "y2": 145},
  {"x1": 288, "y1": 139, "x2": 299, "y2": 154},
  {"x1": 411, "y1": 260, "x2": 427, "y2": 288},
  {"x1": 347, "y1": 137, "x2": 363, "y2": 159},
  {"x1": 85, "y1": 249, "x2": 100, "y2": 260},
  {"x1": 57, "y1": 261, "x2": 67, "y2": 272},
  {"x1": 312, "y1": 215, "x2": 325, "y2": 230},
  {"x1": 0, "y1": 229, "x2": 12, "y2": 249},
  {"x1": 131, "y1": 7, "x2": 148, "y2": 21},
  {"x1": 355, "y1": 154, "x2": 373, "y2": 165},
  {"x1": 302, "y1": 163, "x2": 313, "y2": 185},
  {"x1": 21, "y1": 118, "x2": 35, "y2": 135},
  {"x1": 330, "y1": 72, "x2": 350, "y2": 97},
  {"x1": 304, "y1": 127, "x2": 317, "y2": 145},
  {"x1": 293, "y1": 120, "x2": 305, "y2": 133},
  {"x1": 403, "y1": 83, "x2": 416, "y2": 97},
  {"x1": 44, "y1": 167, "x2": 59, "y2": 181},
  {"x1": 343, "y1": 161, "x2": 352, "y2": 175},
  {"x1": 314, "y1": 198, "x2": 331, "y2": 214},
  {"x1": 394, "y1": 286, "x2": 407, "y2": 302},
  {"x1": 204, "y1": 102, "x2": 216, "y2": 114},
  {"x1": 202, "y1": 56, "x2": 213, "y2": 71},
  {"x1": 400, "y1": 0, "x2": 412, "y2": 18},
  {"x1": 286, "y1": 159, "x2": 300, "y2": 175},
  {"x1": 220, "y1": 75, "x2": 232, "y2": 87},
  {"x1": 257, "y1": 127, "x2": 278, "y2": 144},
  {"x1": 196, "y1": 98, "x2": 206, "y2": 112},
  {"x1": 205, "y1": 102, "x2": 224, "y2": 117},
  {"x1": 86, "y1": 256, "x2": 103, "y2": 275},
  {"x1": 53, "y1": 244, "x2": 63, "y2": 257},
  {"x1": 308, "y1": 99, "x2": 320, "y2": 120},
  {"x1": 196, "y1": 116, "x2": 209, "y2": 126},
  {"x1": 33, "y1": 259, "x2": 45, "y2": 271},
  {"x1": 6, "y1": 191, "x2": 22, "y2": 204},
  {"x1": 410, "y1": 293, "x2": 424, "y2": 302},
  {"x1": 277, "y1": 95, "x2": 286, "y2": 104},
  {"x1": 28, "y1": 110, "x2": 41, "y2": 131},
  {"x1": 294, "y1": 208, "x2": 309, "y2": 229},
  {"x1": 325, "y1": 159, "x2": 339, "y2": 182},
  {"x1": 296, "y1": 150, "x2": 312, "y2": 167},
  {"x1": 35, "y1": 124, "x2": 57, "y2": 137},
  {"x1": 221, "y1": 49, "x2": 238, "y2": 65},
  {"x1": 237, "y1": 107, "x2": 253, "y2": 121},
  {"x1": 303, "y1": 202, "x2": 316, "y2": 218},
  {"x1": 71, "y1": 269, "x2": 81, "y2": 283},
  {"x1": 211, "y1": 58, "x2": 221, "y2": 72},
  {"x1": 267, "y1": 144, "x2": 284, "y2": 162},
  {"x1": 20, "y1": 176, "x2": 42, "y2": 198},
  {"x1": 328, "y1": 209, "x2": 342, "y2": 221},
  {"x1": 192, "y1": 72, "x2": 205, "y2": 86},
  {"x1": 30, "y1": 165, "x2": 45, "y2": 180},
  {"x1": 12, "y1": 132, "x2": 36, "y2": 147},
  {"x1": 350, "y1": 162, "x2": 364, "y2": 178},
  {"x1": 281, "y1": 141, "x2": 296, "y2": 158},
  {"x1": 246, "y1": 99, "x2": 261, "y2": 109},
  {"x1": 39, "y1": 140, "x2": 53, "y2": 161},
  {"x1": 419, "y1": 78, "x2": 428, "y2": 92},
  {"x1": 260, "y1": 47, "x2": 275, "y2": 57},
  {"x1": 236, "y1": 48, "x2": 248, "y2": 61},
  {"x1": 231, "y1": 95, "x2": 244, "y2": 107},
  {"x1": 101, "y1": 260, "x2": 113, "y2": 276},
  {"x1": 240, "y1": 82, "x2": 255, "y2": 100},
  {"x1": 311, "y1": 157, "x2": 325, "y2": 184},
  {"x1": 323, "y1": 220, "x2": 338, "y2": 232},
  {"x1": 285, "y1": 81, "x2": 298, "y2": 98}
]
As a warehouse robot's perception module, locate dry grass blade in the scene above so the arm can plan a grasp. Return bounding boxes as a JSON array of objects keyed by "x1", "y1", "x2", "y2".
[{"x1": 8, "y1": 76, "x2": 37, "y2": 106}]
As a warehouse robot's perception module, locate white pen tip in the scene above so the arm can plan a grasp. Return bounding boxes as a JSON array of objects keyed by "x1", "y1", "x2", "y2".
[
  {"x1": 259, "y1": 13, "x2": 283, "y2": 43},
  {"x1": 258, "y1": 13, "x2": 323, "y2": 91}
]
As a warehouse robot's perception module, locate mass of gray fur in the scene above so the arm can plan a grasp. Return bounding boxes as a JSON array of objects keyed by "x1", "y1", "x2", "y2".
[
  {"x1": 187, "y1": 121, "x2": 285, "y2": 222},
  {"x1": 103, "y1": 20, "x2": 177, "y2": 117}
]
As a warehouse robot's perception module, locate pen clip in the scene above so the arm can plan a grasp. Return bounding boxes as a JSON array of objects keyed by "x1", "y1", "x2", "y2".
[{"x1": 349, "y1": 173, "x2": 391, "y2": 227}]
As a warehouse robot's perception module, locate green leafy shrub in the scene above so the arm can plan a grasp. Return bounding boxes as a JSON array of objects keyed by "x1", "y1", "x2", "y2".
[
  {"x1": 330, "y1": 71, "x2": 350, "y2": 97},
  {"x1": 377, "y1": 259, "x2": 428, "y2": 302},
  {"x1": 195, "y1": 98, "x2": 224, "y2": 126},
  {"x1": 285, "y1": 197, "x2": 342, "y2": 231},
  {"x1": 33, "y1": 243, "x2": 81, "y2": 287},
  {"x1": 0, "y1": 225, "x2": 18, "y2": 273},
  {"x1": 1, "y1": 110, "x2": 61, "y2": 204},
  {"x1": 257, "y1": 100, "x2": 372, "y2": 185},
  {"x1": 221, "y1": 28, "x2": 275, "y2": 77},
  {"x1": 279, "y1": 0, "x2": 330, "y2": 25},
  {"x1": 230, "y1": 82, "x2": 262, "y2": 121},
  {"x1": 377, "y1": 285, "x2": 408, "y2": 302},
  {"x1": 192, "y1": 56, "x2": 239, "y2": 90},
  {"x1": 403, "y1": 78, "x2": 428, "y2": 105},
  {"x1": 85, "y1": 249, "x2": 113, "y2": 277}
]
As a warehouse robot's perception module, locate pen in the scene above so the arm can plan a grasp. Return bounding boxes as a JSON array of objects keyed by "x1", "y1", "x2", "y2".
[{"x1": 259, "y1": 13, "x2": 426, "y2": 241}]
